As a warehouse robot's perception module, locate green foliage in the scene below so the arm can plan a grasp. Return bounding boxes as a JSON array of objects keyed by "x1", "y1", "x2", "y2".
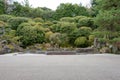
[
  {"x1": 112, "y1": 38, "x2": 120, "y2": 43},
  {"x1": 1, "y1": 30, "x2": 21, "y2": 44},
  {"x1": 92, "y1": 29, "x2": 119, "y2": 40},
  {"x1": 54, "y1": 3, "x2": 89, "y2": 20},
  {"x1": 95, "y1": 0, "x2": 120, "y2": 11},
  {"x1": 49, "y1": 33, "x2": 62, "y2": 47},
  {"x1": 79, "y1": 26, "x2": 92, "y2": 37},
  {"x1": 92, "y1": 30, "x2": 104, "y2": 38},
  {"x1": 80, "y1": 26, "x2": 92, "y2": 32},
  {"x1": 68, "y1": 29, "x2": 80, "y2": 45},
  {"x1": 8, "y1": 17, "x2": 29, "y2": 30},
  {"x1": 78, "y1": 17, "x2": 95, "y2": 29},
  {"x1": 42, "y1": 21, "x2": 53, "y2": 28},
  {"x1": 74, "y1": 37, "x2": 88, "y2": 47},
  {"x1": 68, "y1": 27, "x2": 92, "y2": 45},
  {"x1": 89, "y1": 35, "x2": 95, "y2": 41},
  {"x1": 98, "y1": 38, "x2": 108, "y2": 43},
  {"x1": 1, "y1": 0, "x2": 120, "y2": 50},
  {"x1": 94, "y1": 0, "x2": 120, "y2": 40},
  {"x1": 0, "y1": 0, "x2": 5, "y2": 14},
  {"x1": 0, "y1": 20, "x2": 10, "y2": 35},
  {"x1": 95, "y1": 10, "x2": 120, "y2": 32},
  {"x1": 45, "y1": 31, "x2": 54, "y2": 41},
  {"x1": 49, "y1": 33, "x2": 69, "y2": 47},
  {"x1": 33, "y1": 18, "x2": 44, "y2": 23},
  {"x1": 74, "y1": 16, "x2": 86, "y2": 22},
  {"x1": 90, "y1": 0, "x2": 99, "y2": 16},
  {"x1": 0, "y1": 15, "x2": 13, "y2": 22},
  {"x1": 59, "y1": 34, "x2": 69, "y2": 47},
  {"x1": 9, "y1": 1, "x2": 32, "y2": 17},
  {"x1": 51, "y1": 22, "x2": 77, "y2": 34},
  {"x1": 88, "y1": 35, "x2": 95, "y2": 45},
  {"x1": 17, "y1": 22, "x2": 45, "y2": 47},
  {"x1": 10, "y1": 2, "x2": 54, "y2": 20},
  {"x1": 60, "y1": 17, "x2": 76, "y2": 23}
]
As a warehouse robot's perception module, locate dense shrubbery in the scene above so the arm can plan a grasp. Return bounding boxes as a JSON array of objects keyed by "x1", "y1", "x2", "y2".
[
  {"x1": 0, "y1": 14, "x2": 119, "y2": 50},
  {"x1": 51, "y1": 22, "x2": 77, "y2": 34},
  {"x1": 0, "y1": 15, "x2": 13, "y2": 22},
  {"x1": 17, "y1": 22, "x2": 45, "y2": 47},
  {"x1": 8, "y1": 17, "x2": 30, "y2": 30},
  {"x1": 0, "y1": 0, "x2": 119, "y2": 53}
]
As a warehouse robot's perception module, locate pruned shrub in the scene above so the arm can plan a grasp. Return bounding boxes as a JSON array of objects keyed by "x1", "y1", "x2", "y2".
[
  {"x1": 74, "y1": 37, "x2": 88, "y2": 47},
  {"x1": 60, "y1": 17, "x2": 75, "y2": 23},
  {"x1": 8, "y1": 17, "x2": 29, "y2": 30},
  {"x1": 33, "y1": 18, "x2": 44, "y2": 23}
]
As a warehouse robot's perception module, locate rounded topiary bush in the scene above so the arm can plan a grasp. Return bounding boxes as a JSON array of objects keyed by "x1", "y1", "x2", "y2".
[
  {"x1": 60, "y1": 17, "x2": 75, "y2": 23},
  {"x1": 74, "y1": 37, "x2": 88, "y2": 47},
  {"x1": 17, "y1": 23, "x2": 45, "y2": 47},
  {"x1": 78, "y1": 17, "x2": 94, "y2": 28},
  {"x1": 80, "y1": 26, "x2": 92, "y2": 31},
  {"x1": 33, "y1": 18, "x2": 44, "y2": 23},
  {"x1": 8, "y1": 17, "x2": 29, "y2": 30}
]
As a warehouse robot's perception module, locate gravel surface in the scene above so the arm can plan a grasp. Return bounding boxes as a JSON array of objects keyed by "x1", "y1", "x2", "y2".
[{"x1": 0, "y1": 54, "x2": 120, "y2": 80}]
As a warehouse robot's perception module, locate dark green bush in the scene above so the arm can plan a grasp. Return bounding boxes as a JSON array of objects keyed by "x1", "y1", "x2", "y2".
[
  {"x1": 77, "y1": 17, "x2": 95, "y2": 29},
  {"x1": 17, "y1": 23, "x2": 45, "y2": 47},
  {"x1": 8, "y1": 17, "x2": 29, "y2": 30}
]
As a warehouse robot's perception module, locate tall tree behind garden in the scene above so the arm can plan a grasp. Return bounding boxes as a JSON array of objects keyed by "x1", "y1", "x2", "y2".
[
  {"x1": 54, "y1": 3, "x2": 89, "y2": 20},
  {"x1": 90, "y1": 0, "x2": 99, "y2": 17},
  {"x1": 94, "y1": 0, "x2": 120, "y2": 39},
  {"x1": 0, "y1": 0, "x2": 14, "y2": 14},
  {"x1": 0, "y1": 0, "x2": 5, "y2": 14}
]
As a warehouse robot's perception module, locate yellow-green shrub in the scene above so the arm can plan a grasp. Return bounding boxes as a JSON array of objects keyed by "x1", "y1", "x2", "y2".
[{"x1": 74, "y1": 37, "x2": 88, "y2": 47}]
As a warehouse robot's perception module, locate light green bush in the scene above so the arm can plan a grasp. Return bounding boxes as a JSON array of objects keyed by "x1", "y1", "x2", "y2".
[
  {"x1": 88, "y1": 35, "x2": 95, "y2": 45},
  {"x1": 17, "y1": 23, "x2": 45, "y2": 47},
  {"x1": 33, "y1": 18, "x2": 44, "y2": 23},
  {"x1": 74, "y1": 37, "x2": 88, "y2": 47},
  {"x1": 60, "y1": 17, "x2": 75, "y2": 23}
]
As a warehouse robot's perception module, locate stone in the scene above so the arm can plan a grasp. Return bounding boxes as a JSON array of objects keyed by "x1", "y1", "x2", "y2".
[
  {"x1": 46, "y1": 51, "x2": 76, "y2": 55},
  {"x1": 76, "y1": 48, "x2": 95, "y2": 53}
]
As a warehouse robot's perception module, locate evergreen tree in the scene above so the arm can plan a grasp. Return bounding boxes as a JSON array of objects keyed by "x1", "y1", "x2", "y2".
[{"x1": 95, "y1": 0, "x2": 120, "y2": 39}]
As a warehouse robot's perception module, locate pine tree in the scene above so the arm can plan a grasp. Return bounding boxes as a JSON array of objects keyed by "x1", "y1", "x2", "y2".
[{"x1": 94, "y1": 0, "x2": 120, "y2": 39}]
